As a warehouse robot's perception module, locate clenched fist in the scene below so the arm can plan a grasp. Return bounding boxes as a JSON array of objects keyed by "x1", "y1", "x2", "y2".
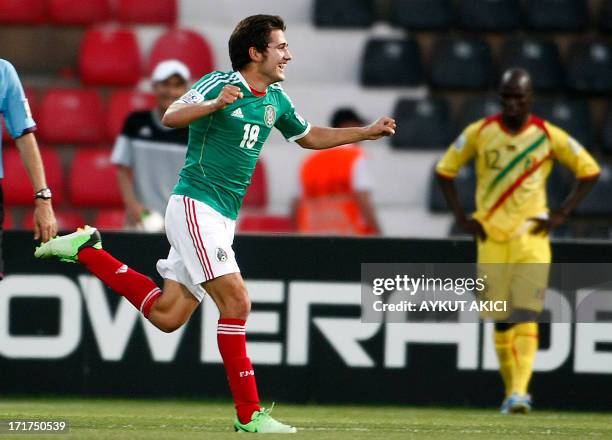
[
  {"x1": 214, "y1": 85, "x2": 244, "y2": 110},
  {"x1": 363, "y1": 117, "x2": 397, "y2": 140}
]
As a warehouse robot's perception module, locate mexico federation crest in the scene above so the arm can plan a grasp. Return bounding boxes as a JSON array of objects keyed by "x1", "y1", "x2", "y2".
[
  {"x1": 216, "y1": 247, "x2": 228, "y2": 263},
  {"x1": 264, "y1": 105, "x2": 276, "y2": 128}
]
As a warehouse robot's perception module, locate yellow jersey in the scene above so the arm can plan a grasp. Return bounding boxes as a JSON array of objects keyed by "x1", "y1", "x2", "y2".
[{"x1": 436, "y1": 113, "x2": 600, "y2": 242}]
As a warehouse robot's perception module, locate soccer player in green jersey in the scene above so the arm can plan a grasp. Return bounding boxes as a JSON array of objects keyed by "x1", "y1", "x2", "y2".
[{"x1": 35, "y1": 15, "x2": 396, "y2": 433}]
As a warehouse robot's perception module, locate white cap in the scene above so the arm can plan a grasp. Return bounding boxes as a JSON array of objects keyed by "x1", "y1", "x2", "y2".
[{"x1": 151, "y1": 60, "x2": 191, "y2": 83}]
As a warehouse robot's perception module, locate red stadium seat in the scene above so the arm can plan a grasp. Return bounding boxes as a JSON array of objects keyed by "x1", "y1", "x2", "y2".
[
  {"x1": 69, "y1": 148, "x2": 122, "y2": 207},
  {"x1": 238, "y1": 215, "x2": 294, "y2": 233},
  {"x1": 3, "y1": 147, "x2": 64, "y2": 206},
  {"x1": 0, "y1": 0, "x2": 46, "y2": 24},
  {"x1": 94, "y1": 209, "x2": 126, "y2": 230},
  {"x1": 48, "y1": 0, "x2": 111, "y2": 25},
  {"x1": 39, "y1": 88, "x2": 105, "y2": 144},
  {"x1": 22, "y1": 209, "x2": 86, "y2": 231},
  {"x1": 149, "y1": 29, "x2": 214, "y2": 80},
  {"x1": 3, "y1": 209, "x2": 15, "y2": 230},
  {"x1": 117, "y1": 0, "x2": 176, "y2": 25},
  {"x1": 242, "y1": 161, "x2": 268, "y2": 208},
  {"x1": 106, "y1": 90, "x2": 155, "y2": 141},
  {"x1": 79, "y1": 26, "x2": 142, "y2": 86}
]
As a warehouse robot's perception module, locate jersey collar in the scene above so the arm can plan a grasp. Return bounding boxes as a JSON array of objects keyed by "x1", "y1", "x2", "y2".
[{"x1": 235, "y1": 71, "x2": 267, "y2": 97}]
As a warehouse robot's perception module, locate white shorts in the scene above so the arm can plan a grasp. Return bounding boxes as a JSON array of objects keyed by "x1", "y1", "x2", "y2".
[{"x1": 156, "y1": 195, "x2": 240, "y2": 302}]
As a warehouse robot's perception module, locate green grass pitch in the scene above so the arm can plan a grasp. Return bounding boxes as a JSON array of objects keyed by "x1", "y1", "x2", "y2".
[{"x1": 0, "y1": 397, "x2": 610, "y2": 439}]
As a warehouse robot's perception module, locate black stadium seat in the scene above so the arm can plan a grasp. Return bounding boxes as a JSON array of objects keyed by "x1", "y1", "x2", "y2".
[
  {"x1": 430, "y1": 37, "x2": 493, "y2": 90},
  {"x1": 524, "y1": 0, "x2": 588, "y2": 31},
  {"x1": 601, "y1": 103, "x2": 612, "y2": 155},
  {"x1": 499, "y1": 38, "x2": 564, "y2": 91},
  {"x1": 458, "y1": 0, "x2": 521, "y2": 32},
  {"x1": 566, "y1": 41, "x2": 612, "y2": 94},
  {"x1": 391, "y1": 97, "x2": 454, "y2": 149},
  {"x1": 428, "y1": 164, "x2": 476, "y2": 213},
  {"x1": 361, "y1": 38, "x2": 424, "y2": 87},
  {"x1": 313, "y1": 0, "x2": 374, "y2": 28},
  {"x1": 532, "y1": 99, "x2": 595, "y2": 148},
  {"x1": 601, "y1": 0, "x2": 612, "y2": 33},
  {"x1": 389, "y1": 0, "x2": 453, "y2": 31},
  {"x1": 459, "y1": 95, "x2": 501, "y2": 128}
]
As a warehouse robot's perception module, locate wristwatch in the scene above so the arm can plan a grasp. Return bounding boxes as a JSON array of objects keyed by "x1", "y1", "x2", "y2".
[{"x1": 34, "y1": 187, "x2": 52, "y2": 200}]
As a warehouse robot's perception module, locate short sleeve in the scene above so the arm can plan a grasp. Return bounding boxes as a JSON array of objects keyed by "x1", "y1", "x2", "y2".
[
  {"x1": 274, "y1": 89, "x2": 310, "y2": 142},
  {"x1": 436, "y1": 121, "x2": 480, "y2": 178},
  {"x1": 1, "y1": 61, "x2": 36, "y2": 139},
  {"x1": 351, "y1": 155, "x2": 374, "y2": 192},
  {"x1": 548, "y1": 123, "x2": 601, "y2": 179},
  {"x1": 176, "y1": 71, "x2": 225, "y2": 104},
  {"x1": 110, "y1": 113, "x2": 135, "y2": 167}
]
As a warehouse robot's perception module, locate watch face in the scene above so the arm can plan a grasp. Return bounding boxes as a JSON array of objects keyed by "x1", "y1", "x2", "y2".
[{"x1": 36, "y1": 188, "x2": 52, "y2": 199}]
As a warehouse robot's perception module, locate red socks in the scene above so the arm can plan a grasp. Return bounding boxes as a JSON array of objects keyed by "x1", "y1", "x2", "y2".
[
  {"x1": 217, "y1": 318, "x2": 261, "y2": 424},
  {"x1": 78, "y1": 248, "x2": 161, "y2": 317}
]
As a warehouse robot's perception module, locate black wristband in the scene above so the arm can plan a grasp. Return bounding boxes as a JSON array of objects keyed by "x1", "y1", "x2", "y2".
[{"x1": 34, "y1": 187, "x2": 52, "y2": 200}]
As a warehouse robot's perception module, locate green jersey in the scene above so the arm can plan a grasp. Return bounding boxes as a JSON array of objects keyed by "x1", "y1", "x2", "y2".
[{"x1": 173, "y1": 70, "x2": 310, "y2": 219}]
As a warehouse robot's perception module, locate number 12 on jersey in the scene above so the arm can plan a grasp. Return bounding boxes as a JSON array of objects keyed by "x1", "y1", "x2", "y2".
[{"x1": 240, "y1": 123, "x2": 260, "y2": 149}]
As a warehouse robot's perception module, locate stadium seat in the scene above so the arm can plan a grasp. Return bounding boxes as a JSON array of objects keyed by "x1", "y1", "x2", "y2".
[
  {"x1": 48, "y1": 0, "x2": 111, "y2": 25},
  {"x1": 428, "y1": 164, "x2": 476, "y2": 213},
  {"x1": 94, "y1": 209, "x2": 126, "y2": 231},
  {"x1": 458, "y1": 95, "x2": 501, "y2": 128},
  {"x1": 107, "y1": 90, "x2": 156, "y2": 141},
  {"x1": 117, "y1": 0, "x2": 176, "y2": 24},
  {"x1": 430, "y1": 37, "x2": 493, "y2": 90},
  {"x1": 38, "y1": 89, "x2": 105, "y2": 144},
  {"x1": 566, "y1": 41, "x2": 612, "y2": 94},
  {"x1": 79, "y1": 26, "x2": 142, "y2": 87},
  {"x1": 391, "y1": 97, "x2": 454, "y2": 149},
  {"x1": 533, "y1": 99, "x2": 595, "y2": 148},
  {"x1": 574, "y1": 164, "x2": 612, "y2": 216},
  {"x1": 3, "y1": 209, "x2": 15, "y2": 230},
  {"x1": 242, "y1": 161, "x2": 268, "y2": 209},
  {"x1": 149, "y1": 29, "x2": 214, "y2": 80},
  {"x1": 361, "y1": 38, "x2": 424, "y2": 87},
  {"x1": 499, "y1": 39, "x2": 564, "y2": 91},
  {"x1": 22, "y1": 209, "x2": 86, "y2": 231},
  {"x1": 0, "y1": 0, "x2": 46, "y2": 24},
  {"x1": 69, "y1": 149, "x2": 122, "y2": 208},
  {"x1": 2, "y1": 147, "x2": 64, "y2": 206},
  {"x1": 389, "y1": 0, "x2": 453, "y2": 31},
  {"x1": 238, "y1": 215, "x2": 294, "y2": 233},
  {"x1": 601, "y1": 0, "x2": 612, "y2": 33},
  {"x1": 458, "y1": 0, "x2": 521, "y2": 31},
  {"x1": 602, "y1": 103, "x2": 612, "y2": 155},
  {"x1": 313, "y1": 0, "x2": 374, "y2": 28},
  {"x1": 525, "y1": 0, "x2": 588, "y2": 31}
]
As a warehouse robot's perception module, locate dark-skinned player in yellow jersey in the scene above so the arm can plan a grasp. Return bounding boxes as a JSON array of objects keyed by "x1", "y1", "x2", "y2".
[{"x1": 436, "y1": 68, "x2": 600, "y2": 414}]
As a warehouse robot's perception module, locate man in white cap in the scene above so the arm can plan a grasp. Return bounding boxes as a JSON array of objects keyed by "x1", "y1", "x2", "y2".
[{"x1": 111, "y1": 59, "x2": 191, "y2": 230}]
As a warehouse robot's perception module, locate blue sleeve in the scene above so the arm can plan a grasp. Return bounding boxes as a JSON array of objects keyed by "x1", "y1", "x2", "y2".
[{"x1": 1, "y1": 61, "x2": 36, "y2": 139}]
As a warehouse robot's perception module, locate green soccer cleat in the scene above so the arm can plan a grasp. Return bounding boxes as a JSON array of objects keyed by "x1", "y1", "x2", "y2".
[
  {"x1": 233, "y1": 405, "x2": 297, "y2": 433},
  {"x1": 34, "y1": 226, "x2": 102, "y2": 263}
]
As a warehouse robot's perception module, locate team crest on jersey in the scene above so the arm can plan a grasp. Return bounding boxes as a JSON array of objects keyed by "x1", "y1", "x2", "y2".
[
  {"x1": 216, "y1": 247, "x2": 228, "y2": 263},
  {"x1": 264, "y1": 105, "x2": 276, "y2": 127}
]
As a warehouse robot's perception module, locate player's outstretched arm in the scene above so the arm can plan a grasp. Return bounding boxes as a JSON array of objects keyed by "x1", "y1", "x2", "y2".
[
  {"x1": 162, "y1": 85, "x2": 244, "y2": 128},
  {"x1": 296, "y1": 116, "x2": 396, "y2": 150}
]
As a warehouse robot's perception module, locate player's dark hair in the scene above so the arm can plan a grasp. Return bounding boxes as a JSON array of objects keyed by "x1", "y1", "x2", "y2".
[{"x1": 229, "y1": 15, "x2": 286, "y2": 71}]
